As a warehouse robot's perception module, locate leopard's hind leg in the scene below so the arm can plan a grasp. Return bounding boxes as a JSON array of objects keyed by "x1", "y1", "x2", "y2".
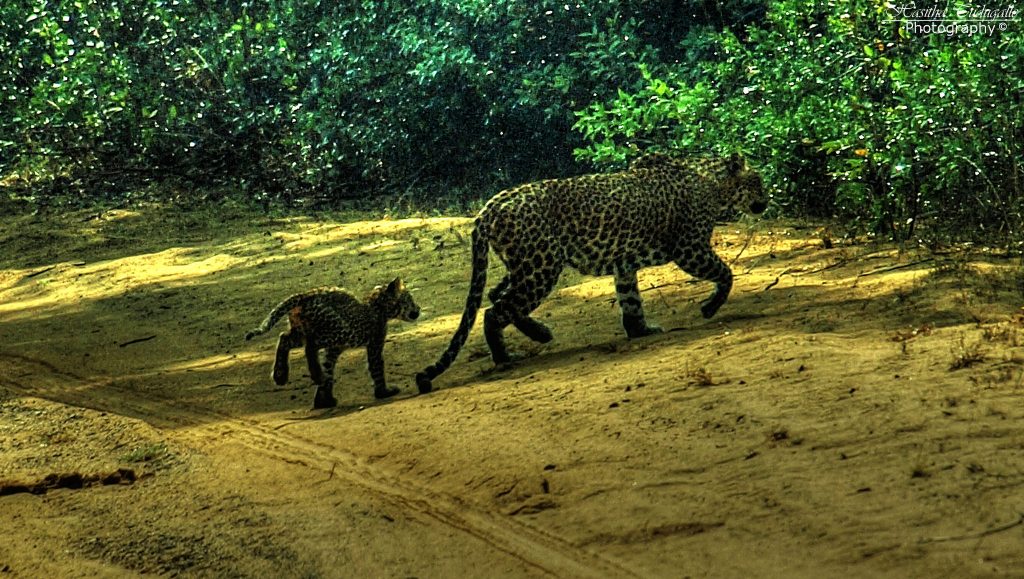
[
  {"x1": 490, "y1": 273, "x2": 554, "y2": 344},
  {"x1": 304, "y1": 340, "x2": 325, "y2": 385},
  {"x1": 484, "y1": 263, "x2": 562, "y2": 364},
  {"x1": 273, "y1": 329, "x2": 304, "y2": 386},
  {"x1": 488, "y1": 275, "x2": 511, "y2": 304},
  {"x1": 615, "y1": 269, "x2": 663, "y2": 338},
  {"x1": 313, "y1": 345, "x2": 341, "y2": 409}
]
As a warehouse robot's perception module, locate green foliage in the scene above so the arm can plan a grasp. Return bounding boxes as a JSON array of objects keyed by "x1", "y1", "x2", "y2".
[
  {"x1": 1, "y1": 0, "x2": 310, "y2": 201},
  {"x1": 8, "y1": 0, "x2": 1017, "y2": 244},
  {"x1": 296, "y1": 1, "x2": 713, "y2": 197},
  {"x1": 2, "y1": 0, "x2": 759, "y2": 207},
  {"x1": 574, "y1": 0, "x2": 1024, "y2": 243}
]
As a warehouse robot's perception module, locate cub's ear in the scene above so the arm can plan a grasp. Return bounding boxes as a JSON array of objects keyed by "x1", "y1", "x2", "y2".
[
  {"x1": 386, "y1": 277, "x2": 403, "y2": 294},
  {"x1": 727, "y1": 152, "x2": 747, "y2": 175}
]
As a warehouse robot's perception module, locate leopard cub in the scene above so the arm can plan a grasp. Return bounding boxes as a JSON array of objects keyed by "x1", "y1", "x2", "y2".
[{"x1": 245, "y1": 278, "x2": 420, "y2": 408}]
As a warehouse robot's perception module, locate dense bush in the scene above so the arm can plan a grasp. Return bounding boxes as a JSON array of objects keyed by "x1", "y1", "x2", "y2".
[
  {"x1": 574, "y1": 0, "x2": 1024, "y2": 242},
  {"x1": 0, "y1": 0, "x2": 759, "y2": 207},
  {"x1": 3, "y1": 0, "x2": 1020, "y2": 244},
  {"x1": 0, "y1": 0, "x2": 308, "y2": 201}
]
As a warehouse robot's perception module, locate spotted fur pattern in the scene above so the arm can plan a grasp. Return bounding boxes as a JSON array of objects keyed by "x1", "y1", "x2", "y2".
[
  {"x1": 246, "y1": 278, "x2": 420, "y2": 408},
  {"x1": 416, "y1": 153, "x2": 766, "y2": 393}
]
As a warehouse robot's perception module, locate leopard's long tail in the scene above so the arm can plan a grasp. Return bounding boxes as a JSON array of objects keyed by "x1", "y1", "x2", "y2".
[
  {"x1": 244, "y1": 294, "x2": 304, "y2": 341},
  {"x1": 416, "y1": 220, "x2": 488, "y2": 393}
]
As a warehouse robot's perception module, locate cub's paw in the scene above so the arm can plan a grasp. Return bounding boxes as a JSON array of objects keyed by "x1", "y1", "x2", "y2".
[
  {"x1": 312, "y1": 391, "x2": 338, "y2": 409},
  {"x1": 626, "y1": 323, "x2": 663, "y2": 339},
  {"x1": 624, "y1": 315, "x2": 663, "y2": 339},
  {"x1": 374, "y1": 386, "x2": 401, "y2": 399}
]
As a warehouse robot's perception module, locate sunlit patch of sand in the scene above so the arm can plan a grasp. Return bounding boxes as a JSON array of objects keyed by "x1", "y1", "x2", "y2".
[
  {"x1": 0, "y1": 249, "x2": 244, "y2": 319},
  {"x1": 161, "y1": 353, "x2": 262, "y2": 374},
  {"x1": 0, "y1": 217, "x2": 468, "y2": 323},
  {"x1": 4, "y1": 209, "x2": 1024, "y2": 579}
]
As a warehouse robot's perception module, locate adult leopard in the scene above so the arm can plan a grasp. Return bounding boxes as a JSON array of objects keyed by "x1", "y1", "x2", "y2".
[{"x1": 416, "y1": 152, "x2": 766, "y2": 393}]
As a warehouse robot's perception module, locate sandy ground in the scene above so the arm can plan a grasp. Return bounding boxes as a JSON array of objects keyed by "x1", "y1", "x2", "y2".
[{"x1": 1, "y1": 204, "x2": 1023, "y2": 578}]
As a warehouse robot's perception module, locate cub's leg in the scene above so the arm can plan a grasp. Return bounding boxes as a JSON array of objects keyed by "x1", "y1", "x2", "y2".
[
  {"x1": 484, "y1": 263, "x2": 562, "y2": 364},
  {"x1": 273, "y1": 329, "x2": 304, "y2": 386},
  {"x1": 304, "y1": 340, "x2": 325, "y2": 385},
  {"x1": 366, "y1": 338, "x2": 399, "y2": 399},
  {"x1": 614, "y1": 269, "x2": 662, "y2": 338},
  {"x1": 313, "y1": 346, "x2": 342, "y2": 409},
  {"x1": 675, "y1": 244, "x2": 733, "y2": 319}
]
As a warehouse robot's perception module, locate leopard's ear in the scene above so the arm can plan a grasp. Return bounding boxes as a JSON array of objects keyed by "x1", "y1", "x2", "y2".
[
  {"x1": 630, "y1": 152, "x2": 673, "y2": 172},
  {"x1": 386, "y1": 277, "x2": 403, "y2": 294},
  {"x1": 727, "y1": 152, "x2": 747, "y2": 175}
]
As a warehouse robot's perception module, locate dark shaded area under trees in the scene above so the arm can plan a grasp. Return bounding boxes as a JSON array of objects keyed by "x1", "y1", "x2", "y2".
[{"x1": 1, "y1": 0, "x2": 1021, "y2": 244}]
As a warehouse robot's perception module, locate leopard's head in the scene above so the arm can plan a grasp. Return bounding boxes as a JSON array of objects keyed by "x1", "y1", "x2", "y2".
[
  {"x1": 720, "y1": 153, "x2": 767, "y2": 215},
  {"x1": 632, "y1": 151, "x2": 767, "y2": 216}
]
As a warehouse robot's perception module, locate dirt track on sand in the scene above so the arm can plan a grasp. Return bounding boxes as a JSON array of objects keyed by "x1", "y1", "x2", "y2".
[{"x1": 2, "y1": 206, "x2": 1023, "y2": 577}]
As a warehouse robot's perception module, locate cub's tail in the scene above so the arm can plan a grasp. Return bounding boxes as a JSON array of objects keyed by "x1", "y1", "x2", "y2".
[
  {"x1": 416, "y1": 221, "x2": 489, "y2": 393},
  {"x1": 244, "y1": 294, "x2": 304, "y2": 341}
]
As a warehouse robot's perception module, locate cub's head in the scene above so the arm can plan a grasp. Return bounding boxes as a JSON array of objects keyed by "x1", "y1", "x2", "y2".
[{"x1": 369, "y1": 277, "x2": 421, "y2": 322}]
